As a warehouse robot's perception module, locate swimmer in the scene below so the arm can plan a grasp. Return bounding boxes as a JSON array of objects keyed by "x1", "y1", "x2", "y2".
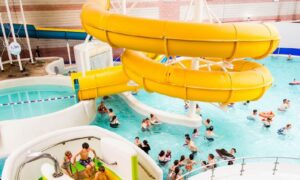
[
  {"x1": 165, "y1": 150, "x2": 172, "y2": 162},
  {"x1": 185, "y1": 154, "x2": 196, "y2": 172},
  {"x1": 278, "y1": 99, "x2": 290, "y2": 112},
  {"x1": 107, "y1": 108, "x2": 115, "y2": 120},
  {"x1": 201, "y1": 161, "x2": 208, "y2": 171},
  {"x1": 158, "y1": 150, "x2": 168, "y2": 165},
  {"x1": 247, "y1": 109, "x2": 258, "y2": 121},
  {"x1": 134, "y1": 137, "x2": 142, "y2": 148},
  {"x1": 110, "y1": 115, "x2": 120, "y2": 128},
  {"x1": 205, "y1": 126, "x2": 216, "y2": 142},
  {"x1": 183, "y1": 134, "x2": 190, "y2": 146},
  {"x1": 207, "y1": 154, "x2": 217, "y2": 169},
  {"x1": 287, "y1": 54, "x2": 293, "y2": 61},
  {"x1": 73, "y1": 142, "x2": 97, "y2": 178},
  {"x1": 203, "y1": 118, "x2": 212, "y2": 129},
  {"x1": 150, "y1": 113, "x2": 161, "y2": 125},
  {"x1": 243, "y1": 100, "x2": 250, "y2": 106},
  {"x1": 141, "y1": 118, "x2": 151, "y2": 131},
  {"x1": 141, "y1": 140, "x2": 151, "y2": 154},
  {"x1": 97, "y1": 101, "x2": 108, "y2": 114},
  {"x1": 169, "y1": 160, "x2": 179, "y2": 174},
  {"x1": 192, "y1": 128, "x2": 199, "y2": 138},
  {"x1": 277, "y1": 124, "x2": 292, "y2": 135},
  {"x1": 186, "y1": 137, "x2": 198, "y2": 154},
  {"x1": 263, "y1": 117, "x2": 272, "y2": 128},
  {"x1": 178, "y1": 155, "x2": 186, "y2": 167},
  {"x1": 228, "y1": 103, "x2": 234, "y2": 108},
  {"x1": 169, "y1": 167, "x2": 182, "y2": 180},
  {"x1": 195, "y1": 104, "x2": 201, "y2": 116},
  {"x1": 184, "y1": 101, "x2": 190, "y2": 110}
]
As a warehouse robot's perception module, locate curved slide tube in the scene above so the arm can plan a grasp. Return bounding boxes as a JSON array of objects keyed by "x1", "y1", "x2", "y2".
[{"x1": 73, "y1": 0, "x2": 279, "y2": 103}]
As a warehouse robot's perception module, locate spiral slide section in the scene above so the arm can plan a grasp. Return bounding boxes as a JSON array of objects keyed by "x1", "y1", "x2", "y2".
[{"x1": 74, "y1": 0, "x2": 280, "y2": 103}]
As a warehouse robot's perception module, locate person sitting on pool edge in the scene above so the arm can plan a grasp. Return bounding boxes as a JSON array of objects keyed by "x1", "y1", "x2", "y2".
[
  {"x1": 94, "y1": 165, "x2": 109, "y2": 180},
  {"x1": 110, "y1": 115, "x2": 120, "y2": 128},
  {"x1": 278, "y1": 99, "x2": 290, "y2": 112},
  {"x1": 73, "y1": 142, "x2": 97, "y2": 178},
  {"x1": 247, "y1": 109, "x2": 258, "y2": 121},
  {"x1": 277, "y1": 124, "x2": 292, "y2": 135},
  {"x1": 97, "y1": 101, "x2": 108, "y2": 114}
]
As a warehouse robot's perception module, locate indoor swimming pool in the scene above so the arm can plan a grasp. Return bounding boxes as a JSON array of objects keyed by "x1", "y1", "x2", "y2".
[
  {"x1": 92, "y1": 56, "x2": 300, "y2": 177},
  {"x1": 0, "y1": 85, "x2": 76, "y2": 121}
]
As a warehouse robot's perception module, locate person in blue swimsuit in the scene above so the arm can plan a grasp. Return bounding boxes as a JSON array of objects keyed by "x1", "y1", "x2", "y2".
[{"x1": 277, "y1": 124, "x2": 292, "y2": 135}]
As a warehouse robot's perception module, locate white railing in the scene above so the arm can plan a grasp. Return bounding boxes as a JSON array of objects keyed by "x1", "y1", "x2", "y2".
[{"x1": 179, "y1": 156, "x2": 300, "y2": 180}]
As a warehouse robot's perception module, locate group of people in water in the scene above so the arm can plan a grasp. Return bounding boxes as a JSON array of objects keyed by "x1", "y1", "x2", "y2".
[
  {"x1": 98, "y1": 101, "x2": 120, "y2": 128},
  {"x1": 246, "y1": 98, "x2": 292, "y2": 135},
  {"x1": 141, "y1": 114, "x2": 161, "y2": 131},
  {"x1": 61, "y1": 142, "x2": 112, "y2": 179}
]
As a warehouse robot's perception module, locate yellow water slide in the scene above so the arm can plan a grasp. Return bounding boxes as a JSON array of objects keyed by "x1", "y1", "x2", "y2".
[{"x1": 73, "y1": 0, "x2": 280, "y2": 103}]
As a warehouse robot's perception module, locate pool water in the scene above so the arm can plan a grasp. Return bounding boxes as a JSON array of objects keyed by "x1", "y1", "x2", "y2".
[
  {"x1": 92, "y1": 56, "x2": 300, "y2": 178},
  {"x1": 0, "y1": 85, "x2": 76, "y2": 121},
  {"x1": 0, "y1": 158, "x2": 5, "y2": 177}
]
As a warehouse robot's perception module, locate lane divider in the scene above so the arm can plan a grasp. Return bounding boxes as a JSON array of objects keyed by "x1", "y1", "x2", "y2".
[{"x1": 0, "y1": 95, "x2": 75, "y2": 107}]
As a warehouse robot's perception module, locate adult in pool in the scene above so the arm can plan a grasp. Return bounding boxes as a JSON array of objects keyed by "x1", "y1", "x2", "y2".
[
  {"x1": 277, "y1": 124, "x2": 292, "y2": 135},
  {"x1": 247, "y1": 109, "x2": 258, "y2": 121},
  {"x1": 278, "y1": 99, "x2": 290, "y2": 112},
  {"x1": 262, "y1": 117, "x2": 272, "y2": 128},
  {"x1": 203, "y1": 118, "x2": 212, "y2": 129},
  {"x1": 97, "y1": 101, "x2": 108, "y2": 114},
  {"x1": 185, "y1": 154, "x2": 196, "y2": 172},
  {"x1": 158, "y1": 150, "x2": 168, "y2": 165},
  {"x1": 110, "y1": 115, "x2": 120, "y2": 128},
  {"x1": 185, "y1": 137, "x2": 198, "y2": 154},
  {"x1": 205, "y1": 126, "x2": 216, "y2": 142}
]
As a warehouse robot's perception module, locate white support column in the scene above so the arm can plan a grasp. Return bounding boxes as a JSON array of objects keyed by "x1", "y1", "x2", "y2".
[
  {"x1": 80, "y1": 51, "x2": 86, "y2": 77},
  {"x1": 193, "y1": 0, "x2": 204, "y2": 22},
  {"x1": 0, "y1": 13, "x2": 13, "y2": 64},
  {"x1": 84, "y1": 35, "x2": 91, "y2": 71},
  {"x1": 0, "y1": 57, "x2": 4, "y2": 71},
  {"x1": 187, "y1": 58, "x2": 200, "y2": 117},
  {"x1": 5, "y1": 0, "x2": 23, "y2": 71},
  {"x1": 19, "y1": 0, "x2": 34, "y2": 63},
  {"x1": 121, "y1": 0, "x2": 127, "y2": 15},
  {"x1": 66, "y1": 40, "x2": 72, "y2": 65}
]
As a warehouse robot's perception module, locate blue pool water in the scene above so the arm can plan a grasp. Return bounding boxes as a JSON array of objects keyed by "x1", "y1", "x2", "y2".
[
  {"x1": 0, "y1": 85, "x2": 76, "y2": 121},
  {"x1": 92, "y1": 56, "x2": 300, "y2": 178}
]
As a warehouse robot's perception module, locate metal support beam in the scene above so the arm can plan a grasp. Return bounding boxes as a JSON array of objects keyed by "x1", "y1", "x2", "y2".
[
  {"x1": 66, "y1": 40, "x2": 72, "y2": 65},
  {"x1": 0, "y1": 13, "x2": 13, "y2": 64},
  {"x1": 5, "y1": 0, "x2": 23, "y2": 71},
  {"x1": 19, "y1": 0, "x2": 34, "y2": 63}
]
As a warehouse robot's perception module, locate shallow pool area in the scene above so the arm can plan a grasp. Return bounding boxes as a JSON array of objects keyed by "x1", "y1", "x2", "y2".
[
  {"x1": 0, "y1": 85, "x2": 76, "y2": 121},
  {"x1": 92, "y1": 56, "x2": 300, "y2": 177}
]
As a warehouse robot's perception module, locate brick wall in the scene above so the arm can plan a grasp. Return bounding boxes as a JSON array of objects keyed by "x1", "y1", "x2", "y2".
[{"x1": 0, "y1": 0, "x2": 299, "y2": 60}]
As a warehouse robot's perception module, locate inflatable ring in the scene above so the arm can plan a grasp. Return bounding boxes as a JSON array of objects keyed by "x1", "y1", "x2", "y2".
[{"x1": 259, "y1": 112, "x2": 275, "y2": 119}]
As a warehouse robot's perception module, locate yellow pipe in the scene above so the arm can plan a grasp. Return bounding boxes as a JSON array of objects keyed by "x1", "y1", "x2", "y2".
[{"x1": 73, "y1": 0, "x2": 279, "y2": 103}]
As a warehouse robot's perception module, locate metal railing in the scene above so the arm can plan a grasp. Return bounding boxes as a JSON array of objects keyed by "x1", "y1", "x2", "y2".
[
  {"x1": 41, "y1": 136, "x2": 101, "y2": 152},
  {"x1": 16, "y1": 152, "x2": 63, "y2": 180},
  {"x1": 178, "y1": 156, "x2": 300, "y2": 180}
]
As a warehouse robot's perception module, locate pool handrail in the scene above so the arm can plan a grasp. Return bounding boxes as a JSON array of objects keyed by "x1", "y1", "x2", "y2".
[
  {"x1": 17, "y1": 152, "x2": 63, "y2": 180},
  {"x1": 178, "y1": 156, "x2": 300, "y2": 180}
]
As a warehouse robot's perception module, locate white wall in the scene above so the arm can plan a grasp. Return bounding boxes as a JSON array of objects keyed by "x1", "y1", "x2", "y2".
[
  {"x1": 0, "y1": 76, "x2": 96, "y2": 157},
  {"x1": 273, "y1": 22, "x2": 300, "y2": 49}
]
